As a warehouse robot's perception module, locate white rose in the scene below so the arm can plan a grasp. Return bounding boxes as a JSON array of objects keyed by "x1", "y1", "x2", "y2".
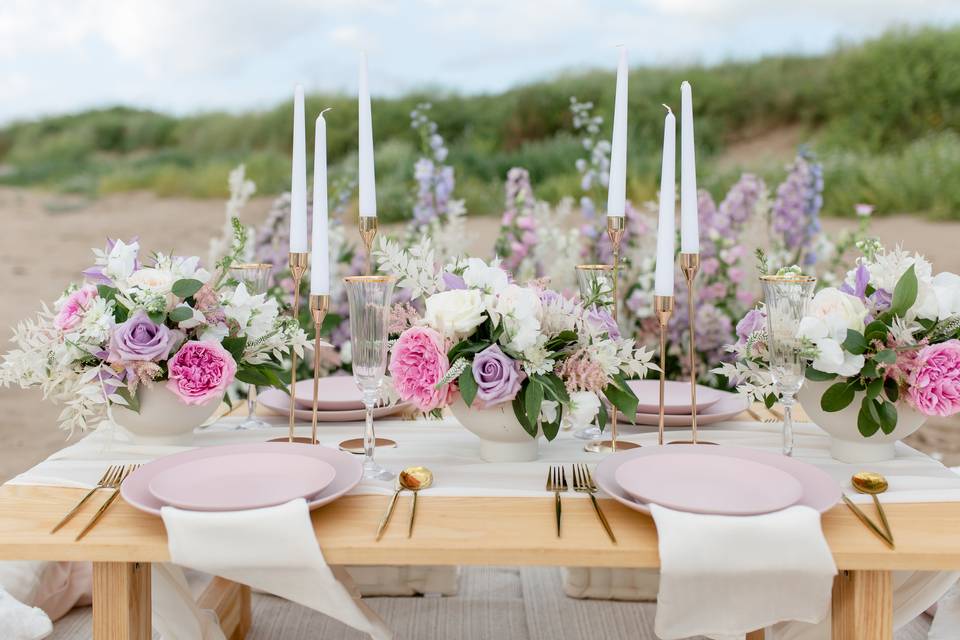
[
  {"x1": 127, "y1": 268, "x2": 175, "y2": 294},
  {"x1": 932, "y1": 272, "x2": 960, "y2": 320},
  {"x1": 494, "y1": 284, "x2": 543, "y2": 352},
  {"x1": 424, "y1": 289, "x2": 486, "y2": 339},
  {"x1": 911, "y1": 279, "x2": 940, "y2": 321},
  {"x1": 462, "y1": 258, "x2": 509, "y2": 294},
  {"x1": 805, "y1": 288, "x2": 867, "y2": 340},
  {"x1": 566, "y1": 391, "x2": 601, "y2": 431}
]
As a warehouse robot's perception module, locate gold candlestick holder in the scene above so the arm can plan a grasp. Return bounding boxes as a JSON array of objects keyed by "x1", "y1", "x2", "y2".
[
  {"x1": 585, "y1": 216, "x2": 640, "y2": 453},
  {"x1": 286, "y1": 252, "x2": 309, "y2": 443},
  {"x1": 654, "y1": 295, "x2": 675, "y2": 446},
  {"x1": 672, "y1": 252, "x2": 716, "y2": 446},
  {"x1": 359, "y1": 216, "x2": 378, "y2": 275},
  {"x1": 308, "y1": 294, "x2": 331, "y2": 445}
]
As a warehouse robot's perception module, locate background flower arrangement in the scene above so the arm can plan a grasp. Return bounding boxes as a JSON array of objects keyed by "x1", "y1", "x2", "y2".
[
  {"x1": 0, "y1": 232, "x2": 309, "y2": 432},
  {"x1": 720, "y1": 244, "x2": 960, "y2": 436},
  {"x1": 377, "y1": 239, "x2": 656, "y2": 438}
]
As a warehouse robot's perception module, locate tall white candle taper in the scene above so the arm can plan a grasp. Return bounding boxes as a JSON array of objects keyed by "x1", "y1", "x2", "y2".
[
  {"x1": 310, "y1": 109, "x2": 331, "y2": 296},
  {"x1": 358, "y1": 52, "x2": 377, "y2": 218},
  {"x1": 607, "y1": 46, "x2": 628, "y2": 218},
  {"x1": 289, "y1": 84, "x2": 308, "y2": 253},
  {"x1": 654, "y1": 105, "x2": 676, "y2": 297},
  {"x1": 680, "y1": 81, "x2": 699, "y2": 254}
]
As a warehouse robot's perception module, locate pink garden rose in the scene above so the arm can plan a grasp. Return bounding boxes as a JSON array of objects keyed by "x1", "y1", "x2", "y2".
[
  {"x1": 55, "y1": 285, "x2": 98, "y2": 331},
  {"x1": 389, "y1": 326, "x2": 452, "y2": 412},
  {"x1": 166, "y1": 340, "x2": 237, "y2": 405},
  {"x1": 908, "y1": 340, "x2": 960, "y2": 417}
]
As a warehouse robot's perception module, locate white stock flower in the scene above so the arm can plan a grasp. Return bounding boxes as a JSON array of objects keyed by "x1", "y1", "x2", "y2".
[
  {"x1": 566, "y1": 391, "x2": 601, "y2": 431},
  {"x1": 223, "y1": 282, "x2": 278, "y2": 340},
  {"x1": 462, "y1": 258, "x2": 508, "y2": 295},
  {"x1": 424, "y1": 289, "x2": 486, "y2": 339},
  {"x1": 494, "y1": 284, "x2": 543, "y2": 353}
]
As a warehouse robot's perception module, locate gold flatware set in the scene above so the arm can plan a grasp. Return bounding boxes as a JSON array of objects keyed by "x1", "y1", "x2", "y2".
[
  {"x1": 375, "y1": 465, "x2": 434, "y2": 540},
  {"x1": 51, "y1": 464, "x2": 139, "y2": 540},
  {"x1": 843, "y1": 471, "x2": 895, "y2": 549},
  {"x1": 548, "y1": 464, "x2": 616, "y2": 543}
]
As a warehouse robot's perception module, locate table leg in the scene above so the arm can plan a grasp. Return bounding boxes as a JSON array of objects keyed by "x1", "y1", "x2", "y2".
[
  {"x1": 831, "y1": 570, "x2": 892, "y2": 640},
  {"x1": 198, "y1": 577, "x2": 252, "y2": 640},
  {"x1": 93, "y1": 561, "x2": 151, "y2": 640}
]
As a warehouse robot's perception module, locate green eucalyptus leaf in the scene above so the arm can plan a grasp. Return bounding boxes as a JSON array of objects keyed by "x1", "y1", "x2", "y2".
[
  {"x1": 884, "y1": 378, "x2": 900, "y2": 403},
  {"x1": 866, "y1": 377, "x2": 884, "y2": 400},
  {"x1": 541, "y1": 407, "x2": 561, "y2": 441},
  {"x1": 512, "y1": 390, "x2": 537, "y2": 438},
  {"x1": 171, "y1": 278, "x2": 204, "y2": 299},
  {"x1": 891, "y1": 264, "x2": 918, "y2": 318},
  {"x1": 459, "y1": 365, "x2": 478, "y2": 407},
  {"x1": 864, "y1": 319, "x2": 888, "y2": 342},
  {"x1": 877, "y1": 400, "x2": 898, "y2": 435},
  {"x1": 603, "y1": 381, "x2": 638, "y2": 423},
  {"x1": 524, "y1": 380, "x2": 544, "y2": 432},
  {"x1": 875, "y1": 349, "x2": 898, "y2": 364},
  {"x1": 821, "y1": 380, "x2": 857, "y2": 412},
  {"x1": 596, "y1": 401, "x2": 608, "y2": 433},
  {"x1": 857, "y1": 398, "x2": 881, "y2": 437},
  {"x1": 843, "y1": 329, "x2": 868, "y2": 355},
  {"x1": 168, "y1": 306, "x2": 194, "y2": 323},
  {"x1": 147, "y1": 310, "x2": 166, "y2": 325},
  {"x1": 805, "y1": 367, "x2": 837, "y2": 382},
  {"x1": 221, "y1": 336, "x2": 247, "y2": 362}
]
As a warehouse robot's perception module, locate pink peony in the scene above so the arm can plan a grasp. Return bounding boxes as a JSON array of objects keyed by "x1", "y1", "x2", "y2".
[
  {"x1": 908, "y1": 340, "x2": 960, "y2": 417},
  {"x1": 55, "y1": 285, "x2": 98, "y2": 331},
  {"x1": 389, "y1": 326, "x2": 452, "y2": 412},
  {"x1": 166, "y1": 340, "x2": 237, "y2": 405}
]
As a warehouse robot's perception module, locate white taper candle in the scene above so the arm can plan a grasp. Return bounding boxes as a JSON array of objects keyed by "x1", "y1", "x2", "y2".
[
  {"x1": 607, "y1": 46, "x2": 628, "y2": 218},
  {"x1": 289, "y1": 84, "x2": 308, "y2": 253},
  {"x1": 680, "y1": 80, "x2": 699, "y2": 254},
  {"x1": 310, "y1": 109, "x2": 331, "y2": 296},
  {"x1": 358, "y1": 52, "x2": 377, "y2": 218},
  {"x1": 654, "y1": 105, "x2": 676, "y2": 297}
]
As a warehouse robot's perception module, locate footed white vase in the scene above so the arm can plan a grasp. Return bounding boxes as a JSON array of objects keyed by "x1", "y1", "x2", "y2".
[
  {"x1": 797, "y1": 379, "x2": 925, "y2": 463},
  {"x1": 449, "y1": 397, "x2": 541, "y2": 462},
  {"x1": 111, "y1": 385, "x2": 220, "y2": 445}
]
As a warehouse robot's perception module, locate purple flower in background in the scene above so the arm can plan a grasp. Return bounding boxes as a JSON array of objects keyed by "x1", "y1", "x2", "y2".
[
  {"x1": 107, "y1": 310, "x2": 171, "y2": 363},
  {"x1": 472, "y1": 344, "x2": 526, "y2": 408},
  {"x1": 409, "y1": 103, "x2": 456, "y2": 230},
  {"x1": 771, "y1": 149, "x2": 823, "y2": 266},
  {"x1": 495, "y1": 168, "x2": 537, "y2": 273},
  {"x1": 736, "y1": 308, "x2": 767, "y2": 346}
]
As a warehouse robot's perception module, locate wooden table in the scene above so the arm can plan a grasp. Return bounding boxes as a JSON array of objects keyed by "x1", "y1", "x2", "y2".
[{"x1": 1, "y1": 406, "x2": 958, "y2": 640}]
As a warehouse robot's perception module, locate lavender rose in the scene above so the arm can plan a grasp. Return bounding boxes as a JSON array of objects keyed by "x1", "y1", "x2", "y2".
[
  {"x1": 108, "y1": 310, "x2": 172, "y2": 362},
  {"x1": 472, "y1": 344, "x2": 525, "y2": 408}
]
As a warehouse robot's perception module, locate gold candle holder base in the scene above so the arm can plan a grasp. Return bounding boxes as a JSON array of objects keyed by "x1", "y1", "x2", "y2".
[
  {"x1": 678, "y1": 252, "x2": 716, "y2": 446},
  {"x1": 338, "y1": 437, "x2": 398, "y2": 454},
  {"x1": 359, "y1": 216, "x2": 378, "y2": 276},
  {"x1": 286, "y1": 252, "x2": 309, "y2": 443},
  {"x1": 308, "y1": 294, "x2": 330, "y2": 445},
  {"x1": 586, "y1": 216, "x2": 639, "y2": 453}
]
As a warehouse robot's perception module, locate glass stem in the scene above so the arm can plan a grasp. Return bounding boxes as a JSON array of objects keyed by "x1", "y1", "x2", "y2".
[
  {"x1": 781, "y1": 394, "x2": 795, "y2": 457},
  {"x1": 246, "y1": 384, "x2": 257, "y2": 421},
  {"x1": 363, "y1": 390, "x2": 378, "y2": 465}
]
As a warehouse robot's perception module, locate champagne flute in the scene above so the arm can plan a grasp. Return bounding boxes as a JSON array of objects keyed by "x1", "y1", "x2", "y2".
[
  {"x1": 228, "y1": 263, "x2": 273, "y2": 429},
  {"x1": 575, "y1": 264, "x2": 616, "y2": 441},
  {"x1": 760, "y1": 274, "x2": 816, "y2": 456},
  {"x1": 343, "y1": 275, "x2": 396, "y2": 481}
]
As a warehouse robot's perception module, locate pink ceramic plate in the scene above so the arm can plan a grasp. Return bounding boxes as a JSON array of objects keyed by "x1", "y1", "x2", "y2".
[
  {"x1": 594, "y1": 444, "x2": 841, "y2": 515},
  {"x1": 259, "y1": 388, "x2": 410, "y2": 422},
  {"x1": 628, "y1": 380, "x2": 723, "y2": 415},
  {"x1": 148, "y1": 453, "x2": 336, "y2": 512},
  {"x1": 614, "y1": 453, "x2": 803, "y2": 515},
  {"x1": 620, "y1": 391, "x2": 749, "y2": 427},
  {"x1": 292, "y1": 376, "x2": 365, "y2": 410},
  {"x1": 121, "y1": 442, "x2": 362, "y2": 516}
]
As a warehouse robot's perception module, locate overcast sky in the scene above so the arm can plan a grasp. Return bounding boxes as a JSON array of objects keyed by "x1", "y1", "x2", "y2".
[{"x1": 2, "y1": 0, "x2": 959, "y2": 124}]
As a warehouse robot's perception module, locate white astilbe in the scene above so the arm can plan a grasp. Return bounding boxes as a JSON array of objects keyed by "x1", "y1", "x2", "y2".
[
  {"x1": 540, "y1": 293, "x2": 583, "y2": 337},
  {"x1": 374, "y1": 235, "x2": 444, "y2": 301},
  {"x1": 242, "y1": 316, "x2": 309, "y2": 365},
  {"x1": 209, "y1": 165, "x2": 256, "y2": 267},
  {"x1": 424, "y1": 199, "x2": 468, "y2": 266},
  {"x1": 530, "y1": 198, "x2": 581, "y2": 293},
  {"x1": 712, "y1": 359, "x2": 776, "y2": 404}
]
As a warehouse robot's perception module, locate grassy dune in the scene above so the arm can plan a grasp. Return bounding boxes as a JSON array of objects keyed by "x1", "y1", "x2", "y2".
[{"x1": 1, "y1": 26, "x2": 958, "y2": 220}]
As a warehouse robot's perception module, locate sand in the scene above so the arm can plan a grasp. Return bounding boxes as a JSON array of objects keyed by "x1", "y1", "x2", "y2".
[{"x1": 0, "y1": 187, "x2": 956, "y2": 480}]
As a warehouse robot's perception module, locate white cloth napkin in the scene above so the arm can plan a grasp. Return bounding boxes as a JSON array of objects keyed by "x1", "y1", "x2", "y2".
[
  {"x1": 651, "y1": 504, "x2": 837, "y2": 640},
  {"x1": 161, "y1": 498, "x2": 392, "y2": 640},
  {"x1": 0, "y1": 587, "x2": 51, "y2": 640}
]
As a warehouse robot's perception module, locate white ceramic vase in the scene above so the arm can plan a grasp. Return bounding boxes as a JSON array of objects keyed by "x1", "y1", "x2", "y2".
[
  {"x1": 797, "y1": 379, "x2": 925, "y2": 463},
  {"x1": 449, "y1": 397, "x2": 541, "y2": 462},
  {"x1": 111, "y1": 385, "x2": 220, "y2": 445}
]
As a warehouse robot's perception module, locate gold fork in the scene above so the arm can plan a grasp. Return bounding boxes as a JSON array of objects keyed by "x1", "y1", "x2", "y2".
[
  {"x1": 572, "y1": 464, "x2": 616, "y2": 543},
  {"x1": 546, "y1": 466, "x2": 567, "y2": 537},
  {"x1": 75, "y1": 464, "x2": 139, "y2": 541},
  {"x1": 50, "y1": 465, "x2": 123, "y2": 534}
]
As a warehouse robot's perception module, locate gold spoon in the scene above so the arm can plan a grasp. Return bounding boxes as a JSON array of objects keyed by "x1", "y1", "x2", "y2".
[
  {"x1": 852, "y1": 472, "x2": 894, "y2": 547},
  {"x1": 376, "y1": 475, "x2": 405, "y2": 540},
  {"x1": 402, "y1": 466, "x2": 434, "y2": 538}
]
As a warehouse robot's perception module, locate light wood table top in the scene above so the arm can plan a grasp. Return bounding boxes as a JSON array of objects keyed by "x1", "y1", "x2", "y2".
[{"x1": 2, "y1": 483, "x2": 959, "y2": 572}]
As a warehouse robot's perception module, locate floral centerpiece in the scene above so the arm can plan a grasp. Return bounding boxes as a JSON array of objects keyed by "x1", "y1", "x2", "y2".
[
  {"x1": 1, "y1": 230, "x2": 308, "y2": 438},
  {"x1": 718, "y1": 243, "x2": 960, "y2": 461},
  {"x1": 377, "y1": 237, "x2": 656, "y2": 461}
]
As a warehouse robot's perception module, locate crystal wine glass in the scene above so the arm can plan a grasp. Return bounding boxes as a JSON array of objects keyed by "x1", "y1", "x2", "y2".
[
  {"x1": 574, "y1": 264, "x2": 616, "y2": 441},
  {"x1": 228, "y1": 263, "x2": 274, "y2": 429},
  {"x1": 760, "y1": 274, "x2": 817, "y2": 456},
  {"x1": 344, "y1": 275, "x2": 396, "y2": 481}
]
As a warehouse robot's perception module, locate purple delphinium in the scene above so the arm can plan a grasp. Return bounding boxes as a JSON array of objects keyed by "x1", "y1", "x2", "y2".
[
  {"x1": 495, "y1": 167, "x2": 537, "y2": 273},
  {"x1": 409, "y1": 103, "x2": 455, "y2": 230},
  {"x1": 771, "y1": 148, "x2": 823, "y2": 266}
]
